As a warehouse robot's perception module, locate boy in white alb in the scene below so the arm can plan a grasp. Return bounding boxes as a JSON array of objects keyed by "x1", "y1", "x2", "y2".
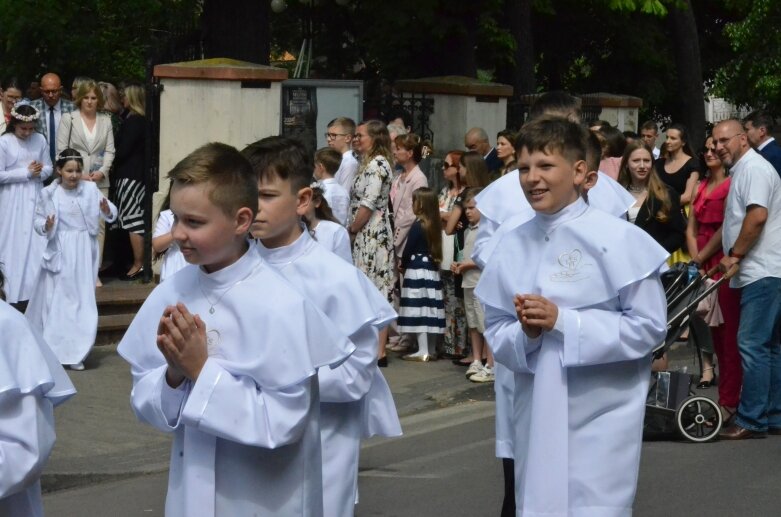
[
  {"x1": 476, "y1": 118, "x2": 668, "y2": 516},
  {"x1": 327, "y1": 117, "x2": 359, "y2": 194},
  {"x1": 244, "y1": 136, "x2": 401, "y2": 517},
  {"x1": 118, "y1": 143, "x2": 355, "y2": 517},
  {"x1": 314, "y1": 147, "x2": 350, "y2": 226},
  {"x1": 0, "y1": 276, "x2": 76, "y2": 517}
]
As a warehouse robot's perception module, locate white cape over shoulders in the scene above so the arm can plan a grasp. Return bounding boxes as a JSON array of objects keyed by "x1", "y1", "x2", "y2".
[
  {"x1": 476, "y1": 200, "x2": 668, "y2": 516},
  {"x1": 0, "y1": 300, "x2": 75, "y2": 517},
  {"x1": 118, "y1": 245, "x2": 355, "y2": 517}
]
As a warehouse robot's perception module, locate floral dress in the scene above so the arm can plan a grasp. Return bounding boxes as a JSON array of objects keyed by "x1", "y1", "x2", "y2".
[
  {"x1": 438, "y1": 186, "x2": 467, "y2": 356},
  {"x1": 350, "y1": 156, "x2": 395, "y2": 301}
]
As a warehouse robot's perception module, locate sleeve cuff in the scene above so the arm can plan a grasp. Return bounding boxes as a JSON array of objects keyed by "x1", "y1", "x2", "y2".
[
  {"x1": 160, "y1": 376, "x2": 190, "y2": 428},
  {"x1": 180, "y1": 359, "x2": 222, "y2": 428}
]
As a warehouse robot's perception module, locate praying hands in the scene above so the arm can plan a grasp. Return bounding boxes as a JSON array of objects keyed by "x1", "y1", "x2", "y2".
[
  {"x1": 514, "y1": 294, "x2": 559, "y2": 339},
  {"x1": 157, "y1": 302, "x2": 208, "y2": 387}
]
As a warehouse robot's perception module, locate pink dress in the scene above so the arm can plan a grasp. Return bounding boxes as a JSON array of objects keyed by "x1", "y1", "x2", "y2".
[{"x1": 692, "y1": 177, "x2": 742, "y2": 408}]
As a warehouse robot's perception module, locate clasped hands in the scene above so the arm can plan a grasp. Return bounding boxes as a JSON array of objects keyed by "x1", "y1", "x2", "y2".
[
  {"x1": 514, "y1": 294, "x2": 558, "y2": 339},
  {"x1": 157, "y1": 303, "x2": 208, "y2": 388}
]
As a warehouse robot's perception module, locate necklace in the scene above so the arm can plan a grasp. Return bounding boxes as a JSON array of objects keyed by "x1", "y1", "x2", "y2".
[
  {"x1": 628, "y1": 184, "x2": 647, "y2": 193},
  {"x1": 198, "y1": 264, "x2": 258, "y2": 314}
]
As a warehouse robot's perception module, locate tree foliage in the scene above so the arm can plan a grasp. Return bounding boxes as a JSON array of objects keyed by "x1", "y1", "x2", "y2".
[
  {"x1": 0, "y1": 0, "x2": 201, "y2": 84},
  {"x1": 712, "y1": 0, "x2": 781, "y2": 108}
]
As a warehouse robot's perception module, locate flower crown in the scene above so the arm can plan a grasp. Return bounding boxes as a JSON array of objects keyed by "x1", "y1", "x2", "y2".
[
  {"x1": 310, "y1": 180, "x2": 323, "y2": 190},
  {"x1": 10, "y1": 103, "x2": 40, "y2": 122}
]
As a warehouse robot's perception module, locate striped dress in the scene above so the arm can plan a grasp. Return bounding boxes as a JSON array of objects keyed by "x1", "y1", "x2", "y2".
[{"x1": 397, "y1": 219, "x2": 445, "y2": 334}]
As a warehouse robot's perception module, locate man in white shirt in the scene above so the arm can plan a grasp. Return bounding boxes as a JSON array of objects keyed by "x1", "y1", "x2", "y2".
[
  {"x1": 326, "y1": 117, "x2": 358, "y2": 194},
  {"x1": 715, "y1": 118, "x2": 781, "y2": 440},
  {"x1": 640, "y1": 120, "x2": 661, "y2": 159},
  {"x1": 30, "y1": 73, "x2": 75, "y2": 165}
]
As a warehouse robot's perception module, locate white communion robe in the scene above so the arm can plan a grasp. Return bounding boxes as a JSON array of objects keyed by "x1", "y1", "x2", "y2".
[
  {"x1": 311, "y1": 219, "x2": 353, "y2": 264},
  {"x1": 256, "y1": 232, "x2": 401, "y2": 517},
  {"x1": 117, "y1": 245, "x2": 356, "y2": 517},
  {"x1": 473, "y1": 168, "x2": 636, "y2": 459},
  {"x1": 476, "y1": 198, "x2": 668, "y2": 517},
  {"x1": 0, "y1": 299, "x2": 76, "y2": 517},
  {"x1": 0, "y1": 133, "x2": 53, "y2": 303},
  {"x1": 26, "y1": 180, "x2": 117, "y2": 365}
]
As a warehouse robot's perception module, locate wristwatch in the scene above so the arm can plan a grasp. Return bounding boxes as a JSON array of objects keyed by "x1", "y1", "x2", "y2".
[{"x1": 728, "y1": 248, "x2": 745, "y2": 260}]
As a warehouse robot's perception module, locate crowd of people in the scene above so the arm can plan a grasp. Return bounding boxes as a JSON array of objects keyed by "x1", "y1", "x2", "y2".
[
  {"x1": 0, "y1": 72, "x2": 148, "y2": 371},
  {"x1": 3, "y1": 83, "x2": 781, "y2": 517}
]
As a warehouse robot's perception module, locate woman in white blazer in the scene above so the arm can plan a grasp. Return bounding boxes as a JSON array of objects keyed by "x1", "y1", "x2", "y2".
[{"x1": 57, "y1": 79, "x2": 115, "y2": 285}]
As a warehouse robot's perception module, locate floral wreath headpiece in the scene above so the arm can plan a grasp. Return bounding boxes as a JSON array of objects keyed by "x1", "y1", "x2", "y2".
[{"x1": 10, "y1": 102, "x2": 40, "y2": 122}]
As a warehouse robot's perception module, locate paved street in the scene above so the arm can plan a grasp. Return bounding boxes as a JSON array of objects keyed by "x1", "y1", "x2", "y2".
[{"x1": 41, "y1": 344, "x2": 781, "y2": 516}]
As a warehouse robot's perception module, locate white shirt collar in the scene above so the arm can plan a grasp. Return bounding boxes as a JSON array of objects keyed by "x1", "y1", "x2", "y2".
[
  {"x1": 255, "y1": 228, "x2": 311, "y2": 266},
  {"x1": 758, "y1": 136, "x2": 776, "y2": 151}
]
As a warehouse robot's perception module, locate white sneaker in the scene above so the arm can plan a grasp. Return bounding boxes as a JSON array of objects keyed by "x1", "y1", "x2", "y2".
[
  {"x1": 465, "y1": 360, "x2": 483, "y2": 378},
  {"x1": 70, "y1": 362, "x2": 85, "y2": 371},
  {"x1": 470, "y1": 366, "x2": 495, "y2": 383}
]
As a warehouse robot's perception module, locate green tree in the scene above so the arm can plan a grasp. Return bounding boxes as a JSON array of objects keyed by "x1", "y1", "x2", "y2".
[
  {"x1": 712, "y1": 0, "x2": 781, "y2": 109},
  {"x1": 0, "y1": 0, "x2": 200, "y2": 84}
]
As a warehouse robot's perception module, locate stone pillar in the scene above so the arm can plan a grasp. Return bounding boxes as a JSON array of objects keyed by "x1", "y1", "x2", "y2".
[{"x1": 153, "y1": 58, "x2": 288, "y2": 206}]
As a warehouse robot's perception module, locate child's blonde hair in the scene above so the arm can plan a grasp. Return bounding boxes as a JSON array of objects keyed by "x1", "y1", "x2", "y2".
[
  {"x1": 412, "y1": 187, "x2": 442, "y2": 264},
  {"x1": 167, "y1": 142, "x2": 257, "y2": 219}
]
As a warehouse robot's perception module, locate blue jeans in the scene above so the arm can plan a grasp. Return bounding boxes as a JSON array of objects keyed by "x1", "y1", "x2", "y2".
[{"x1": 735, "y1": 277, "x2": 781, "y2": 431}]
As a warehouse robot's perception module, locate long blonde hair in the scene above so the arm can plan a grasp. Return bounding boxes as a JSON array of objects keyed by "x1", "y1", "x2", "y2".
[
  {"x1": 618, "y1": 141, "x2": 673, "y2": 222},
  {"x1": 412, "y1": 187, "x2": 442, "y2": 263}
]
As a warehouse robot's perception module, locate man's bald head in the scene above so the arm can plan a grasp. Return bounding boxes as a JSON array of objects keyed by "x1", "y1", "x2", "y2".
[
  {"x1": 465, "y1": 127, "x2": 491, "y2": 155},
  {"x1": 713, "y1": 119, "x2": 749, "y2": 168},
  {"x1": 40, "y1": 73, "x2": 63, "y2": 107}
]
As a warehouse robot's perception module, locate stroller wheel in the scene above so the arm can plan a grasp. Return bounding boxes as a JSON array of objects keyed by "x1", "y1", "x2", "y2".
[{"x1": 675, "y1": 395, "x2": 722, "y2": 442}]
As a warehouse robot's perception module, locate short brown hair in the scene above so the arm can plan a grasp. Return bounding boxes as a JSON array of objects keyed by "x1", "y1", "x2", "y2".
[
  {"x1": 514, "y1": 116, "x2": 590, "y2": 165},
  {"x1": 315, "y1": 147, "x2": 342, "y2": 177},
  {"x1": 168, "y1": 142, "x2": 257, "y2": 218}
]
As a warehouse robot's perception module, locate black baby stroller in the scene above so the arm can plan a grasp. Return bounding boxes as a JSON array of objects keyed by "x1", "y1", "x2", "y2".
[{"x1": 643, "y1": 263, "x2": 728, "y2": 443}]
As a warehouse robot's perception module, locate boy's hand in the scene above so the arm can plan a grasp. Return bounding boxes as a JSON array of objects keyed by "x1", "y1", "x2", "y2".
[
  {"x1": 451, "y1": 262, "x2": 461, "y2": 274},
  {"x1": 45, "y1": 214, "x2": 55, "y2": 232},
  {"x1": 100, "y1": 198, "x2": 111, "y2": 215},
  {"x1": 157, "y1": 303, "x2": 208, "y2": 382},
  {"x1": 514, "y1": 294, "x2": 558, "y2": 338}
]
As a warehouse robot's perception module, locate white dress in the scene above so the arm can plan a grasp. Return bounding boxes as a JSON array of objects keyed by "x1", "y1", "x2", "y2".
[
  {"x1": 25, "y1": 180, "x2": 117, "y2": 365},
  {"x1": 476, "y1": 199, "x2": 668, "y2": 516},
  {"x1": 0, "y1": 300, "x2": 76, "y2": 517},
  {"x1": 153, "y1": 209, "x2": 187, "y2": 281},
  {"x1": 321, "y1": 178, "x2": 350, "y2": 226},
  {"x1": 256, "y1": 233, "x2": 401, "y2": 517},
  {"x1": 117, "y1": 246, "x2": 355, "y2": 517},
  {"x1": 312, "y1": 220, "x2": 352, "y2": 263},
  {"x1": 0, "y1": 133, "x2": 52, "y2": 303}
]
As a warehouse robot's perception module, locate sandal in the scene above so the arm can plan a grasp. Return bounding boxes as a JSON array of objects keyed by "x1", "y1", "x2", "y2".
[
  {"x1": 720, "y1": 405, "x2": 737, "y2": 426},
  {"x1": 697, "y1": 367, "x2": 717, "y2": 389}
]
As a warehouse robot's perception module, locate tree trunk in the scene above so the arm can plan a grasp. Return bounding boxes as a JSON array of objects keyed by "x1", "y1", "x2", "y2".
[
  {"x1": 505, "y1": 0, "x2": 535, "y2": 95},
  {"x1": 202, "y1": 0, "x2": 270, "y2": 64},
  {"x1": 669, "y1": 0, "x2": 705, "y2": 142}
]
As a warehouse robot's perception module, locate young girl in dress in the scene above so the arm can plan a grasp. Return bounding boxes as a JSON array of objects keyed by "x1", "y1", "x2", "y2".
[
  {"x1": 397, "y1": 187, "x2": 445, "y2": 361},
  {"x1": 25, "y1": 149, "x2": 117, "y2": 370},
  {"x1": 0, "y1": 103, "x2": 52, "y2": 307},
  {"x1": 152, "y1": 190, "x2": 187, "y2": 282},
  {"x1": 304, "y1": 183, "x2": 353, "y2": 263}
]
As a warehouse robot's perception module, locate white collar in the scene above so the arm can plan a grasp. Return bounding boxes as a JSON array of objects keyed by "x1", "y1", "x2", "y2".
[
  {"x1": 758, "y1": 136, "x2": 776, "y2": 151},
  {"x1": 533, "y1": 197, "x2": 589, "y2": 234},
  {"x1": 255, "y1": 229, "x2": 312, "y2": 266},
  {"x1": 197, "y1": 243, "x2": 257, "y2": 289}
]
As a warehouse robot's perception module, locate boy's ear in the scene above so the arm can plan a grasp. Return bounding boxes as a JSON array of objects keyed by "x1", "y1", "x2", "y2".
[
  {"x1": 573, "y1": 159, "x2": 589, "y2": 186},
  {"x1": 582, "y1": 169, "x2": 598, "y2": 191},
  {"x1": 235, "y1": 206, "x2": 255, "y2": 234},
  {"x1": 296, "y1": 187, "x2": 313, "y2": 216}
]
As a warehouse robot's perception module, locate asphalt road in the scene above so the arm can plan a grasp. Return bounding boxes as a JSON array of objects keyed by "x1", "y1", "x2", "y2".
[{"x1": 43, "y1": 399, "x2": 781, "y2": 516}]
